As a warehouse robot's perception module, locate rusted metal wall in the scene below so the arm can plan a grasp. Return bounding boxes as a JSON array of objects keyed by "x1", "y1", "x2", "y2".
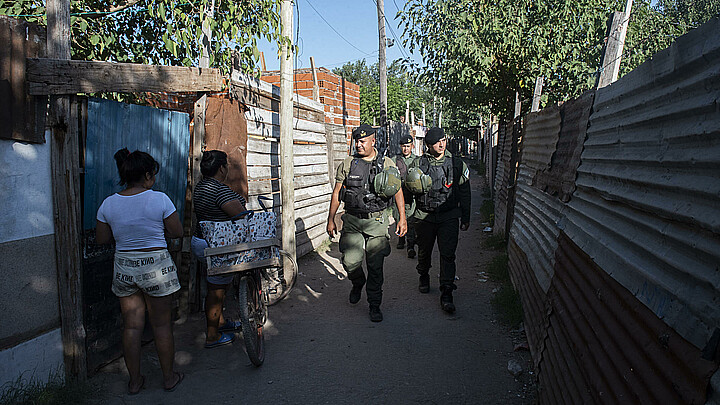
[
  {"x1": 509, "y1": 105, "x2": 562, "y2": 293},
  {"x1": 0, "y1": 16, "x2": 46, "y2": 143},
  {"x1": 493, "y1": 121, "x2": 510, "y2": 235},
  {"x1": 504, "y1": 17, "x2": 720, "y2": 404}
]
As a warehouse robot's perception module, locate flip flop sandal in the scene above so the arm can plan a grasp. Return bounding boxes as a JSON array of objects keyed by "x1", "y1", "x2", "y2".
[
  {"x1": 218, "y1": 320, "x2": 242, "y2": 332},
  {"x1": 164, "y1": 372, "x2": 185, "y2": 392},
  {"x1": 128, "y1": 375, "x2": 145, "y2": 395},
  {"x1": 204, "y1": 332, "x2": 235, "y2": 349}
]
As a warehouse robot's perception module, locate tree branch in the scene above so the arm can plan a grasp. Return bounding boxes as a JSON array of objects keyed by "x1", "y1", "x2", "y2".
[{"x1": 82, "y1": 0, "x2": 145, "y2": 18}]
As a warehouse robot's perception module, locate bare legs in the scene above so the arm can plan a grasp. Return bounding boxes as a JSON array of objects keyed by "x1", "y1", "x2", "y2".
[
  {"x1": 118, "y1": 292, "x2": 178, "y2": 391},
  {"x1": 205, "y1": 283, "x2": 228, "y2": 343}
]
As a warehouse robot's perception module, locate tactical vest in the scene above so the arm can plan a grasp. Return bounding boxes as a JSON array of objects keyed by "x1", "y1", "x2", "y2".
[
  {"x1": 395, "y1": 155, "x2": 413, "y2": 202},
  {"x1": 342, "y1": 156, "x2": 392, "y2": 215},
  {"x1": 416, "y1": 154, "x2": 458, "y2": 213}
]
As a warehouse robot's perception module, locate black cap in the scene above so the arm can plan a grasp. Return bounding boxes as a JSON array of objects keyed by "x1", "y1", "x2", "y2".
[
  {"x1": 425, "y1": 127, "x2": 445, "y2": 145},
  {"x1": 399, "y1": 134, "x2": 413, "y2": 145},
  {"x1": 352, "y1": 124, "x2": 376, "y2": 140}
]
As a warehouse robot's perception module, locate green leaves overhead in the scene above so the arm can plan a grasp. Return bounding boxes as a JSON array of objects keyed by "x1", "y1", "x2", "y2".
[
  {"x1": 2, "y1": 0, "x2": 283, "y2": 75},
  {"x1": 399, "y1": 0, "x2": 718, "y2": 118}
]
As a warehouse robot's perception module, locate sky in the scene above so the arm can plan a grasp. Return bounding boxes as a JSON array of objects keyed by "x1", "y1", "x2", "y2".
[{"x1": 257, "y1": 0, "x2": 421, "y2": 72}]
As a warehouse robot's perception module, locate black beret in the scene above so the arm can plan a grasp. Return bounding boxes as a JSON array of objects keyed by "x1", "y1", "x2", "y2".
[
  {"x1": 425, "y1": 127, "x2": 445, "y2": 145},
  {"x1": 399, "y1": 134, "x2": 413, "y2": 145},
  {"x1": 352, "y1": 124, "x2": 376, "y2": 140}
]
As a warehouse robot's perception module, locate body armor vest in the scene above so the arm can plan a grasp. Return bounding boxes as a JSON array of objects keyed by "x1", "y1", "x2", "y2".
[
  {"x1": 342, "y1": 156, "x2": 392, "y2": 215},
  {"x1": 416, "y1": 155, "x2": 457, "y2": 213},
  {"x1": 395, "y1": 155, "x2": 413, "y2": 202}
]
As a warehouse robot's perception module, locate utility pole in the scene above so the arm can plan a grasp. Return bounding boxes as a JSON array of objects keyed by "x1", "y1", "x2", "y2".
[
  {"x1": 280, "y1": 0, "x2": 296, "y2": 277},
  {"x1": 376, "y1": 0, "x2": 388, "y2": 132}
]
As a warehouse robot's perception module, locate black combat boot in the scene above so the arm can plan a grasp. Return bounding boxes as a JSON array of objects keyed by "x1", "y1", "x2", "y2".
[
  {"x1": 369, "y1": 305, "x2": 383, "y2": 322},
  {"x1": 348, "y1": 272, "x2": 366, "y2": 304},
  {"x1": 407, "y1": 248, "x2": 416, "y2": 259},
  {"x1": 396, "y1": 236, "x2": 406, "y2": 250},
  {"x1": 418, "y1": 273, "x2": 430, "y2": 293},
  {"x1": 440, "y1": 286, "x2": 456, "y2": 313},
  {"x1": 349, "y1": 285, "x2": 362, "y2": 304}
]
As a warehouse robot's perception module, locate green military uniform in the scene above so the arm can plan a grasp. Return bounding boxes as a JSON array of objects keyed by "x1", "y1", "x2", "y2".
[
  {"x1": 393, "y1": 151, "x2": 418, "y2": 252},
  {"x1": 411, "y1": 149, "x2": 471, "y2": 297},
  {"x1": 336, "y1": 150, "x2": 397, "y2": 308}
]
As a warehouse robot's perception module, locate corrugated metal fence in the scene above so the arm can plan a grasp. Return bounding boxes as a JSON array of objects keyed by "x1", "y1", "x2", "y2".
[{"x1": 499, "y1": 17, "x2": 720, "y2": 404}]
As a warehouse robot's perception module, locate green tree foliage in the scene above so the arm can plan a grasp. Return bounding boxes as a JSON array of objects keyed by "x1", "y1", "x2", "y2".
[
  {"x1": 1, "y1": 0, "x2": 282, "y2": 74},
  {"x1": 399, "y1": 0, "x2": 719, "y2": 118},
  {"x1": 333, "y1": 59, "x2": 434, "y2": 126}
]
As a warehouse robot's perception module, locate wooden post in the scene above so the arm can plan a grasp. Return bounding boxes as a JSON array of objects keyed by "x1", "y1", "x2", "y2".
[
  {"x1": 47, "y1": 0, "x2": 87, "y2": 379},
  {"x1": 260, "y1": 51, "x2": 266, "y2": 72},
  {"x1": 187, "y1": 2, "x2": 213, "y2": 313},
  {"x1": 531, "y1": 77, "x2": 544, "y2": 112},
  {"x1": 188, "y1": 95, "x2": 207, "y2": 312},
  {"x1": 280, "y1": 0, "x2": 297, "y2": 275},
  {"x1": 376, "y1": 0, "x2": 388, "y2": 128},
  {"x1": 310, "y1": 56, "x2": 319, "y2": 102},
  {"x1": 199, "y1": 0, "x2": 214, "y2": 68},
  {"x1": 597, "y1": 2, "x2": 632, "y2": 89}
]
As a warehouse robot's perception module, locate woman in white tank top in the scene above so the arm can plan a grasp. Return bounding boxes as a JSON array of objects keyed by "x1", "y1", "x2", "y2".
[{"x1": 96, "y1": 148, "x2": 185, "y2": 394}]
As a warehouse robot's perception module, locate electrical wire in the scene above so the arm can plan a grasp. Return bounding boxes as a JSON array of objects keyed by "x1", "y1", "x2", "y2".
[
  {"x1": 302, "y1": 0, "x2": 374, "y2": 57},
  {"x1": 369, "y1": 0, "x2": 410, "y2": 60}
]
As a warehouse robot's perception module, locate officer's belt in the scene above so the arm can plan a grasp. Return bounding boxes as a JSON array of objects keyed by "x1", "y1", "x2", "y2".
[{"x1": 347, "y1": 211, "x2": 383, "y2": 219}]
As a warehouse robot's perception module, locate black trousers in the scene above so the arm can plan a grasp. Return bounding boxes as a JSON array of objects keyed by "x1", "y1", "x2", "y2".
[{"x1": 415, "y1": 217, "x2": 459, "y2": 289}]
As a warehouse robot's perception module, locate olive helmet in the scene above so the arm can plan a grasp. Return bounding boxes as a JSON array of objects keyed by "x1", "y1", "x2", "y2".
[
  {"x1": 406, "y1": 167, "x2": 432, "y2": 194},
  {"x1": 373, "y1": 166, "x2": 402, "y2": 198}
]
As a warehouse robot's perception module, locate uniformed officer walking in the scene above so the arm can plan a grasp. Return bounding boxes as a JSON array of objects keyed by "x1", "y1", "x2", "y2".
[
  {"x1": 407, "y1": 127, "x2": 471, "y2": 313},
  {"x1": 393, "y1": 134, "x2": 419, "y2": 258},
  {"x1": 327, "y1": 124, "x2": 407, "y2": 322}
]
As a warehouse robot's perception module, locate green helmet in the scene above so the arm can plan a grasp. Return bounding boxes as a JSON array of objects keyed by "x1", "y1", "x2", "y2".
[
  {"x1": 373, "y1": 166, "x2": 402, "y2": 199},
  {"x1": 406, "y1": 167, "x2": 432, "y2": 194}
]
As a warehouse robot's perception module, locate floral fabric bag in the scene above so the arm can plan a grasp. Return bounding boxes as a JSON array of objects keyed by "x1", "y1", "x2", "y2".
[{"x1": 200, "y1": 212, "x2": 279, "y2": 271}]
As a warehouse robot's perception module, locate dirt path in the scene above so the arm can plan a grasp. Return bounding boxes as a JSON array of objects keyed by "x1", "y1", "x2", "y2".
[{"x1": 89, "y1": 167, "x2": 535, "y2": 404}]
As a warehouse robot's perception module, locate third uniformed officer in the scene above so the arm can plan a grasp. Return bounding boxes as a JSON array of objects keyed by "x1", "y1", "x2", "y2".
[
  {"x1": 327, "y1": 124, "x2": 407, "y2": 322},
  {"x1": 407, "y1": 127, "x2": 471, "y2": 313}
]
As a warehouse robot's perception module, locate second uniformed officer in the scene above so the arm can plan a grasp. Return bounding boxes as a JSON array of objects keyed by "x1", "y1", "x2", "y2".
[
  {"x1": 393, "y1": 134, "x2": 419, "y2": 258},
  {"x1": 327, "y1": 124, "x2": 407, "y2": 322},
  {"x1": 407, "y1": 127, "x2": 471, "y2": 313}
]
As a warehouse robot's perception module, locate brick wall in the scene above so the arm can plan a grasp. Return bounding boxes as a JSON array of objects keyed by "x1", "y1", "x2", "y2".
[{"x1": 261, "y1": 67, "x2": 360, "y2": 139}]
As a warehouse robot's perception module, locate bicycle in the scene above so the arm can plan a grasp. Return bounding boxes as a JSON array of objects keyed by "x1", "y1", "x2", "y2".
[{"x1": 201, "y1": 198, "x2": 297, "y2": 366}]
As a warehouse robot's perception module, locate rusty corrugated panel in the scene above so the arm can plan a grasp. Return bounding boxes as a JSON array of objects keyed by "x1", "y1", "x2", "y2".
[
  {"x1": 494, "y1": 121, "x2": 513, "y2": 236},
  {"x1": 510, "y1": 106, "x2": 562, "y2": 292},
  {"x1": 560, "y1": 16, "x2": 720, "y2": 359},
  {"x1": 534, "y1": 91, "x2": 594, "y2": 202},
  {"x1": 0, "y1": 16, "x2": 46, "y2": 143},
  {"x1": 507, "y1": 238, "x2": 550, "y2": 365},
  {"x1": 545, "y1": 232, "x2": 717, "y2": 404}
]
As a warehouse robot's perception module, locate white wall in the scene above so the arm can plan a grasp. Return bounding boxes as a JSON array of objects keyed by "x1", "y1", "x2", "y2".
[
  {"x1": 0, "y1": 329, "x2": 64, "y2": 386},
  {"x1": 0, "y1": 136, "x2": 63, "y2": 387},
  {"x1": 0, "y1": 137, "x2": 55, "y2": 243}
]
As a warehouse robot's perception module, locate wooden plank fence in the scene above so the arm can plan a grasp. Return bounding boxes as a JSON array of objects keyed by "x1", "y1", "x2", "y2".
[{"x1": 230, "y1": 72, "x2": 349, "y2": 258}]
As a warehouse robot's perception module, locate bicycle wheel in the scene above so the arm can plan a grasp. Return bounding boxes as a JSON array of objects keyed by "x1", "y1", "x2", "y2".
[
  {"x1": 263, "y1": 250, "x2": 298, "y2": 306},
  {"x1": 237, "y1": 275, "x2": 265, "y2": 366}
]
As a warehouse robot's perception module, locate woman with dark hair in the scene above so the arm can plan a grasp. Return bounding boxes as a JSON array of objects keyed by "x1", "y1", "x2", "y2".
[
  {"x1": 191, "y1": 150, "x2": 248, "y2": 348},
  {"x1": 96, "y1": 148, "x2": 184, "y2": 394}
]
